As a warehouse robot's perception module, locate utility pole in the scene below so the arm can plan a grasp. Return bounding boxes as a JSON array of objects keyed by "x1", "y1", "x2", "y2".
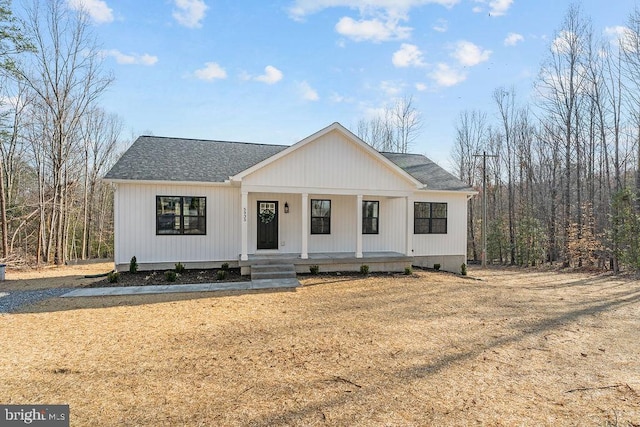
[{"x1": 473, "y1": 151, "x2": 498, "y2": 268}]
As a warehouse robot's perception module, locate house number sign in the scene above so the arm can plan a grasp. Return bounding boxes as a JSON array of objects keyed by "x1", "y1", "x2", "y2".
[{"x1": 243, "y1": 207, "x2": 247, "y2": 222}]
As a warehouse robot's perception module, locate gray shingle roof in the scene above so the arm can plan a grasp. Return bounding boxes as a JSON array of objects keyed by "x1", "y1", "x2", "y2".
[
  {"x1": 104, "y1": 136, "x2": 288, "y2": 182},
  {"x1": 105, "y1": 135, "x2": 473, "y2": 192},
  {"x1": 381, "y1": 152, "x2": 473, "y2": 191}
]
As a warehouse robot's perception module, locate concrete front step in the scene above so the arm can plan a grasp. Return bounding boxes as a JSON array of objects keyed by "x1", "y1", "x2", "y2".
[
  {"x1": 250, "y1": 263, "x2": 296, "y2": 273},
  {"x1": 250, "y1": 278, "x2": 300, "y2": 289},
  {"x1": 251, "y1": 270, "x2": 297, "y2": 280},
  {"x1": 250, "y1": 263, "x2": 299, "y2": 286}
]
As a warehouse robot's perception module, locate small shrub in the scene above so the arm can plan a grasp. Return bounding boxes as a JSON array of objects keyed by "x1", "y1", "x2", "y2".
[
  {"x1": 107, "y1": 271, "x2": 119, "y2": 283},
  {"x1": 404, "y1": 266, "x2": 413, "y2": 275},
  {"x1": 217, "y1": 270, "x2": 228, "y2": 280},
  {"x1": 175, "y1": 262, "x2": 185, "y2": 274},
  {"x1": 129, "y1": 256, "x2": 138, "y2": 273},
  {"x1": 221, "y1": 262, "x2": 229, "y2": 271},
  {"x1": 359, "y1": 264, "x2": 369, "y2": 275},
  {"x1": 433, "y1": 263, "x2": 441, "y2": 271},
  {"x1": 165, "y1": 270, "x2": 177, "y2": 282},
  {"x1": 309, "y1": 265, "x2": 320, "y2": 275},
  {"x1": 461, "y1": 263, "x2": 467, "y2": 276}
]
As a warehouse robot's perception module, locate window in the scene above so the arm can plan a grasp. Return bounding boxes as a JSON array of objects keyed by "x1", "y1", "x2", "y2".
[
  {"x1": 414, "y1": 202, "x2": 447, "y2": 234},
  {"x1": 156, "y1": 196, "x2": 206, "y2": 235},
  {"x1": 362, "y1": 201, "x2": 379, "y2": 234},
  {"x1": 311, "y1": 199, "x2": 331, "y2": 234}
]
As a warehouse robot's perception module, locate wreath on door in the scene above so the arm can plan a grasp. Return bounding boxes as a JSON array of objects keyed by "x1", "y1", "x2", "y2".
[{"x1": 259, "y1": 208, "x2": 275, "y2": 224}]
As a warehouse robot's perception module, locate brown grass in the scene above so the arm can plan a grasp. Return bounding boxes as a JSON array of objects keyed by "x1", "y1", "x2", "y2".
[
  {"x1": 1, "y1": 267, "x2": 639, "y2": 425},
  {"x1": 1, "y1": 262, "x2": 113, "y2": 291}
]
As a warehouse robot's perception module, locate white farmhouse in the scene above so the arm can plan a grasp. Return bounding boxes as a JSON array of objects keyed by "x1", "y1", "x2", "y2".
[{"x1": 104, "y1": 122, "x2": 476, "y2": 275}]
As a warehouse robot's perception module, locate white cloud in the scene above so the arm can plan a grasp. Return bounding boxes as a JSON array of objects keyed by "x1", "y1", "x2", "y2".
[
  {"x1": 488, "y1": 0, "x2": 512, "y2": 16},
  {"x1": 297, "y1": 81, "x2": 319, "y2": 101},
  {"x1": 433, "y1": 18, "x2": 448, "y2": 32},
  {"x1": 471, "y1": 0, "x2": 512, "y2": 16},
  {"x1": 612, "y1": 26, "x2": 640, "y2": 53},
  {"x1": 362, "y1": 106, "x2": 387, "y2": 120},
  {"x1": 194, "y1": 62, "x2": 227, "y2": 81},
  {"x1": 504, "y1": 32, "x2": 524, "y2": 46},
  {"x1": 255, "y1": 66, "x2": 283, "y2": 84},
  {"x1": 551, "y1": 30, "x2": 578, "y2": 55},
  {"x1": 67, "y1": 0, "x2": 113, "y2": 23},
  {"x1": 287, "y1": 0, "x2": 460, "y2": 20},
  {"x1": 0, "y1": 95, "x2": 22, "y2": 112},
  {"x1": 429, "y1": 63, "x2": 467, "y2": 87},
  {"x1": 103, "y1": 49, "x2": 158, "y2": 65},
  {"x1": 605, "y1": 26, "x2": 628, "y2": 38},
  {"x1": 335, "y1": 16, "x2": 411, "y2": 42},
  {"x1": 288, "y1": 1, "x2": 459, "y2": 43},
  {"x1": 380, "y1": 80, "x2": 405, "y2": 96},
  {"x1": 415, "y1": 82, "x2": 427, "y2": 91},
  {"x1": 330, "y1": 92, "x2": 353, "y2": 103},
  {"x1": 392, "y1": 43, "x2": 425, "y2": 67},
  {"x1": 173, "y1": 0, "x2": 208, "y2": 28},
  {"x1": 451, "y1": 40, "x2": 491, "y2": 66}
]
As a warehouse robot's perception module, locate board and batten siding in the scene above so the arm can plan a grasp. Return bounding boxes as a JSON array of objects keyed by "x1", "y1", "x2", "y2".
[
  {"x1": 307, "y1": 195, "x2": 356, "y2": 253},
  {"x1": 362, "y1": 196, "x2": 405, "y2": 253},
  {"x1": 113, "y1": 183, "x2": 240, "y2": 266},
  {"x1": 241, "y1": 130, "x2": 416, "y2": 193},
  {"x1": 411, "y1": 192, "x2": 468, "y2": 257}
]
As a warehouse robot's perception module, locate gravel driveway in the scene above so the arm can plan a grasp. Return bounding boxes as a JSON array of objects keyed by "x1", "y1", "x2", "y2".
[{"x1": 0, "y1": 288, "x2": 72, "y2": 313}]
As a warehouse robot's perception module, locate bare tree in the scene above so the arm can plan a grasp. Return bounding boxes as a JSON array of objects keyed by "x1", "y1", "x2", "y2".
[
  {"x1": 79, "y1": 108, "x2": 121, "y2": 259},
  {"x1": 16, "y1": 0, "x2": 113, "y2": 264},
  {"x1": 0, "y1": 76, "x2": 31, "y2": 258},
  {"x1": 494, "y1": 87, "x2": 518, "y2": 264},
  {"x1": 393, "y1": 95, "x2": 422, "y2": 153},
  {"x1": 355, "y1": 95, "x2": 422, "y2": 153},
  {"x1": 621, "y1": 6, "x2": 640, "y2": 206},
  {"x1": 356, "y1": 114, "x2": 394, "y2": 152},
  {"x1": 535, "y1": 3, "x2": 590, "y2": 266},
  {"x1": 452, "y1": 109, "x2": 486, "y2": 261}
]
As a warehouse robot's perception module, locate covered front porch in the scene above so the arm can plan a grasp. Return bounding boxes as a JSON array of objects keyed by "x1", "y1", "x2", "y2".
[
  {"x1": 229, "y1": 125, "x2": 426, "y2": 267},
  {"x1": 239, "y1": 190, "x2": 415, "y2": 265},
  {"x1": 238, "y1": 251, "x2": 413, "y2": 275}
]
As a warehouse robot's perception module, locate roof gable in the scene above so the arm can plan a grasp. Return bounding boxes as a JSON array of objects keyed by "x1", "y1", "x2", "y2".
[{"x1": 231, "y1": 122, "x2": 423, "y2": 189}]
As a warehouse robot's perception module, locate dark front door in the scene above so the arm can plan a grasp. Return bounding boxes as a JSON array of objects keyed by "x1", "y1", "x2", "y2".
[{"x1": 257, "y1": 201, "x2": 278, "y2": 250}]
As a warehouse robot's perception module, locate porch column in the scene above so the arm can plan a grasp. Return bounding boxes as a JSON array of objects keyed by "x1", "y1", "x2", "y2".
[
  {"x1": 406, "y1": 195, "x2": 413, "y2": 256},
  {"x1": 356, "y1": 194, "x2": 363, "y2": 258},
  {"x1": 241, "y1": 191, "x2": 248, "y2": 261},
  {"x1": 301, "y1": 193, "x2": 309, "y2": 259}
]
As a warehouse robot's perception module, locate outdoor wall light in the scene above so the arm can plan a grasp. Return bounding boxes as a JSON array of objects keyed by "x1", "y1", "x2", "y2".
[{"x1": 284, "y1": 202, "x2": 289, "y2": 213}]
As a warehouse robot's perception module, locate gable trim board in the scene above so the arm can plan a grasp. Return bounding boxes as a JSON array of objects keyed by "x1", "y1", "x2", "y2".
[{"x1": 105, "y1": 122, "x2": 476, "y2": 273}]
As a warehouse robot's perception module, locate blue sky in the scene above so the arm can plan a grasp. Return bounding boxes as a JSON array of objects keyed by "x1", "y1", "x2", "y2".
[{"x1": 67, "y1": 0, "x2": 636, "y2": 169}]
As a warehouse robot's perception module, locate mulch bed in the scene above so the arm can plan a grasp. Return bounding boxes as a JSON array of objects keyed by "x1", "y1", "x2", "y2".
[
  {"x1": 87, "y1": 267, "x2": 434, "y2": 288},
  {"x1": 86, "y1": 268, "x2": 245, "y2": 288}
]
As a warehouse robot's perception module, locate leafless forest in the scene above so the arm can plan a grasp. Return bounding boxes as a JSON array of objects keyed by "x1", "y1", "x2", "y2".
[
  {"x1": 0, "y1": 0, "x2": 123, "y2": 266},
  {"x1": 452, "y1": 4, "x2": 640, "y2": 272}
]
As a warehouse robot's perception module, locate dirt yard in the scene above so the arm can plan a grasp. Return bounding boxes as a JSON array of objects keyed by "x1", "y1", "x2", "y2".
[
  {"x1": 1, "y1": 262, "x2": 114, "y2": 291},
  {"x1": 1, "y1": 266, "x2": 639, "y2": 426}
]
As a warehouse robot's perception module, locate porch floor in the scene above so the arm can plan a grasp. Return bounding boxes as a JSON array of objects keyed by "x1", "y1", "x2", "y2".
[
  {"x1": 240, "y1": 251, "x2": 411, "y2": 264},
  {"x1": 239, "y1": 251, "x2": 412, "y2": 274}
]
